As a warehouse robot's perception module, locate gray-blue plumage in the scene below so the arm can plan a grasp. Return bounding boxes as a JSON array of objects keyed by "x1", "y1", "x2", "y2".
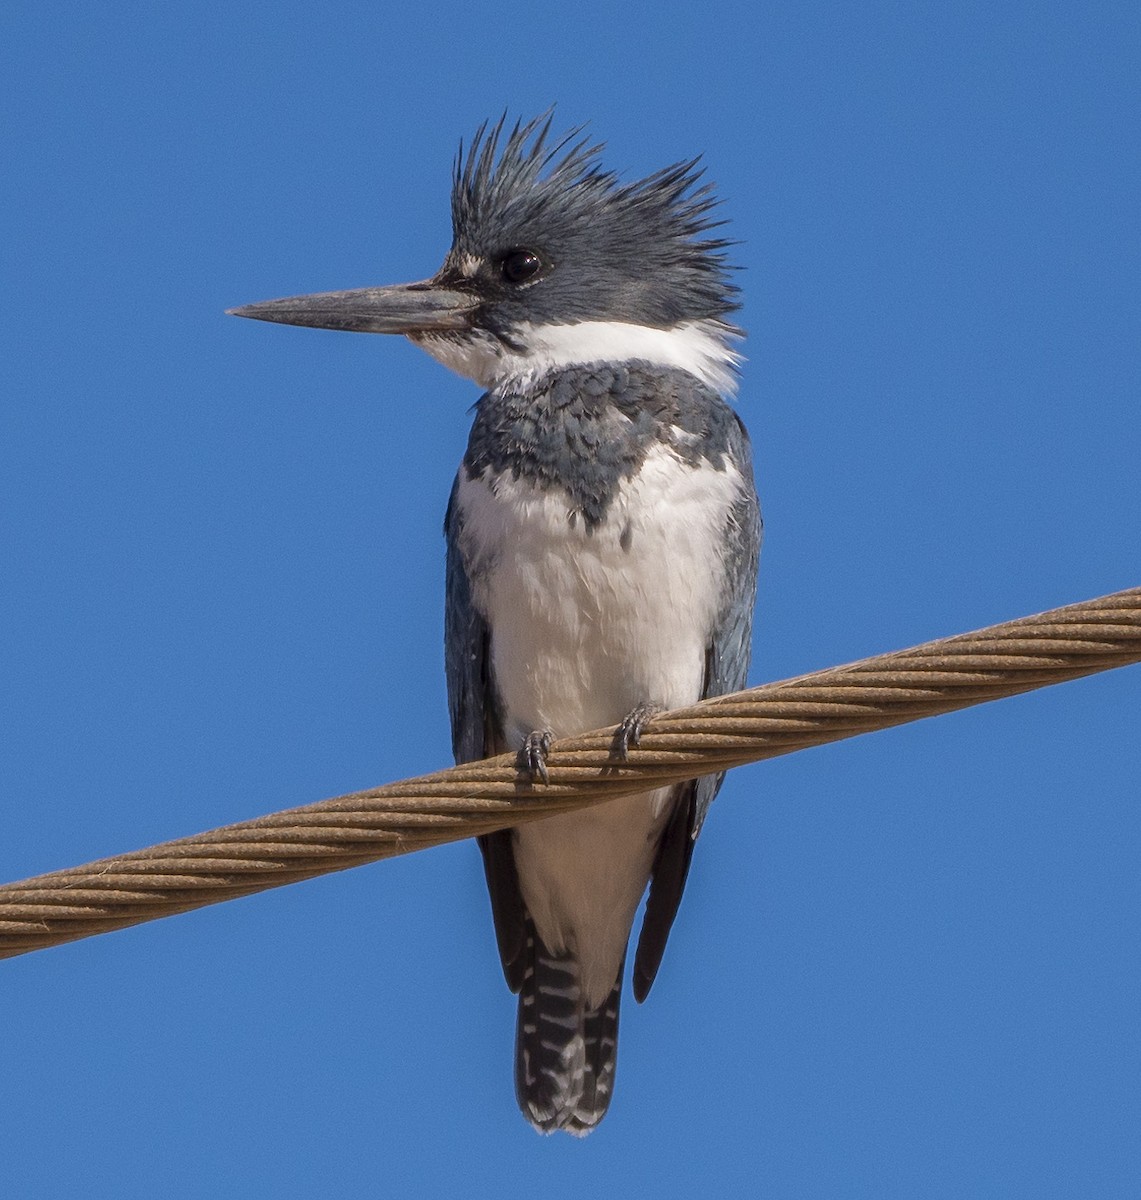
[
  {"x1": 463, "y1": 362, "x2": 746, "y2": 530},
  {"x1": 229, "y1": 113, "x2": 761, "y2": 1137}
]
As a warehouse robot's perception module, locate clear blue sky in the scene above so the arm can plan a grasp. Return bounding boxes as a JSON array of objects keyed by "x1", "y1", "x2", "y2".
[{"x1": 3, "y1": 2, "x2": 1139, "y2": 1196}]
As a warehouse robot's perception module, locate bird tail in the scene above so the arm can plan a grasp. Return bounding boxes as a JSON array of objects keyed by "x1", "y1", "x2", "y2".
[{"x1": 514, "y1": 927, "x2": 622, "y2": 1136}]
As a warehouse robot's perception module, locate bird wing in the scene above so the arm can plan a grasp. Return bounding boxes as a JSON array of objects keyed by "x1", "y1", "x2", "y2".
[
  {"x1": 444, "y1": 479, "x2": 529, "y2": 992},
  {"x1": 632, "y1": 412, "x2": 762, "y2": 1002}
]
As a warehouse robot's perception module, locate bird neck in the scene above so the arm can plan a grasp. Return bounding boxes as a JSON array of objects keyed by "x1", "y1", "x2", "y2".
[{"x1": 416, "y1": 317, "x2": 742, "y2": 395}]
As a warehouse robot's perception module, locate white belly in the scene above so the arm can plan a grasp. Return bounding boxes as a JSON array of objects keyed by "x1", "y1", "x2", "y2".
[{"x1": 456, "y1": 443, "x2": 744, "y2": 1006}]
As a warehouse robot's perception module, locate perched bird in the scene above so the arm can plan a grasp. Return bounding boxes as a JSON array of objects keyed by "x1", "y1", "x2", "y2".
[{"x1": 230, "y1": 114, "x2": 761, "y2": 1135}]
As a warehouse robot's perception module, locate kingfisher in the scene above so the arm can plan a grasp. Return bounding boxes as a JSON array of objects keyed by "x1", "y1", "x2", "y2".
[{"x1": 230, "y1": 114, "x2": 761, "y2": 1135}]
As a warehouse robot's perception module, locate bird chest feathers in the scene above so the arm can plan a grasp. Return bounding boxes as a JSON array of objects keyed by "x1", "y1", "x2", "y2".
[{"x1": 454, "y1": 433, "x2": 745, "y2": 742}]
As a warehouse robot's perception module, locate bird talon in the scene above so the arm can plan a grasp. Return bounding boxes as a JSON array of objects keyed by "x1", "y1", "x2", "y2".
[
  {"x1": 613, "y1": 702, "x2": 660, "y2": 762},
  {"x1": 518, "y1": 729, "x2": 553, "y2": 783}
]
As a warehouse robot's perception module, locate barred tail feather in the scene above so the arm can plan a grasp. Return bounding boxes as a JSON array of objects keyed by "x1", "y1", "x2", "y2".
[
  {"x1": 566, "y1": 976, "x2": 622, "y2": 1136},
  {"x1": 514, "y1": 927, "x2": 623, "y2": 1136}
]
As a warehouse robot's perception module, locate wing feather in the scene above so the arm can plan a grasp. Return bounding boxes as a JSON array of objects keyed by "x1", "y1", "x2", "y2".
[{"x1": 445, "y1": 480, "x2": 528, "y2": 990}]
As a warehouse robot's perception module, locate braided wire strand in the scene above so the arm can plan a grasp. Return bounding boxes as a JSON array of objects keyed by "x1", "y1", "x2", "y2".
[{"x1": 1, "y1": 587, "x2": 1137, "y2": 959}]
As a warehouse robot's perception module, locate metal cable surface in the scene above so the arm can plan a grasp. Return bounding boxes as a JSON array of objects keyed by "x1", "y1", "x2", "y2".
[{"x1": 2, "y1": 587, "x2": 1138, "y2": 959}]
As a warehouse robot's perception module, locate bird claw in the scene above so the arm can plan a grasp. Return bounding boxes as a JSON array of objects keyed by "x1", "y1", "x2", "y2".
[
  {"x1": 612, "y1": 702, "x2": 660, "y2": 762},
  {"x1": 518, "y1": 729, "x2": 553, "y2": 784}
]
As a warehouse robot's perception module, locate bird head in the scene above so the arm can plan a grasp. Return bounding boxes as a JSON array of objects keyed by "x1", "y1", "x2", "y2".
[{"x1": 230, "y1": 114, "x2": 741, "y2": 392}]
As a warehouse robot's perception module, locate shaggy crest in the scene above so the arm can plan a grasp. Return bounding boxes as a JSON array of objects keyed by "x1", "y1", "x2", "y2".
[{"x1": 448, "y1": 113, "x2": 739, "y2": 324}]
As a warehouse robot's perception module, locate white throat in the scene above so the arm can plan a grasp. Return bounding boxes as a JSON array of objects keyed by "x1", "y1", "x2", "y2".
[{"x1": 415, "y1": 318, "x2": 742, "y2": 395}]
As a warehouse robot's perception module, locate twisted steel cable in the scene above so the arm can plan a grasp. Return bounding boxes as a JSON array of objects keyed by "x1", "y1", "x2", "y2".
[{"x1": 1, "y1": 586, "x2": 1138, "y2": 960}]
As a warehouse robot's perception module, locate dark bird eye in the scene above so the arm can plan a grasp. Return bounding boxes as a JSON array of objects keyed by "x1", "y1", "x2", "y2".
[{"x1": 500, "y1": 249, "x2": 543, "y2": 285}]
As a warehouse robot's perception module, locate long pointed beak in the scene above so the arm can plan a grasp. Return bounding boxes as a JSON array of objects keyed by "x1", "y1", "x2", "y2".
[{"x1": 227, "y1": 279, "x2": 479, "y2": 335}]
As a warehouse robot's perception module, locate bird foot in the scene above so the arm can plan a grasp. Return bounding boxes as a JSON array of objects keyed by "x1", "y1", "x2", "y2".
[
  {"x1": 612, "y1": 701, "x2": 661, "y2": 762},
  {"x1": 517, "y1": 729, "x2": 553, "y2": 784}
]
